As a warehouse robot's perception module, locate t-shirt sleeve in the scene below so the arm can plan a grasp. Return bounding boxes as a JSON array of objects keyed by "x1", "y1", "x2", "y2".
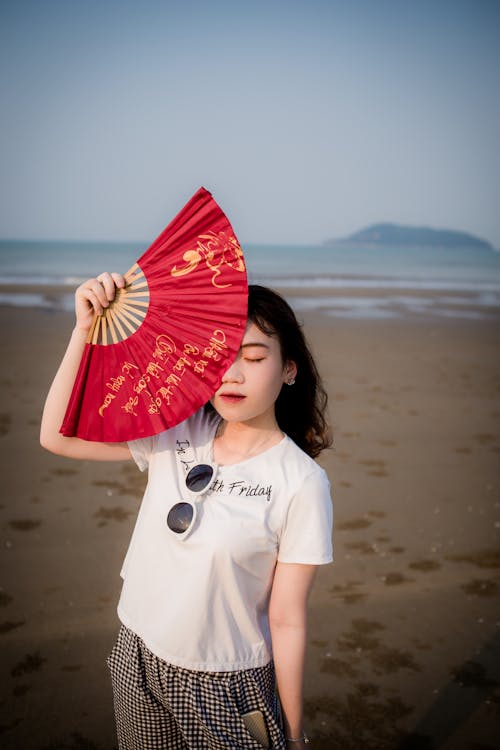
[
  {"x1": 127, "y1": 434, "x2": 158, "y2": 472},
  {"x1": 277, "y1": 468, "x2": 333, "y2": 565}
]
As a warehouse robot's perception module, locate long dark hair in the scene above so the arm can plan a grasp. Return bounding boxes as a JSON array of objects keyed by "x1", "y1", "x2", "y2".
[{"x1": 247, "y1": 285, "x2": 332, "y2": 458}]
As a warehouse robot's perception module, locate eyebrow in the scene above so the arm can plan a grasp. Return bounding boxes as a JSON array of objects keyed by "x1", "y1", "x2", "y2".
[{"x1": 241, "y1": 342, "x2": 270, "y2": 350}]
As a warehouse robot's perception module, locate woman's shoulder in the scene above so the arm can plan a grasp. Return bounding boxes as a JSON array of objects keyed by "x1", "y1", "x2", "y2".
[
  {"x1": 281, "y1": 436, "x2": 330, "y2": 485},
  {"x1": 134, "y1": 407, "x2": 218, "y2": 457},
  {"x1": 155, "y1": 406, "x2": 218, "y2": 445},
  {"x1": 184, "y1": 405, "x2": 220, "y2": 440}
]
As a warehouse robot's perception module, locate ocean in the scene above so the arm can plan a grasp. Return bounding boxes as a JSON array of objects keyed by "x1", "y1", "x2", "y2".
[{"x1": 1, "y1": 239, "x2": 500, "y2": 320}]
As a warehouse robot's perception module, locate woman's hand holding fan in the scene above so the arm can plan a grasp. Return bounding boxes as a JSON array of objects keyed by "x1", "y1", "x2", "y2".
[{"x1": 75, "y1": 273, "x2": 126, "y2": 332}]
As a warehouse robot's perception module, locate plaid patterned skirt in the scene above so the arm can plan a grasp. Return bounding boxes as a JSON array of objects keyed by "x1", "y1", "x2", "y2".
[{"x1": 107, "y1": 625, "x2": 287, "y2": 749}]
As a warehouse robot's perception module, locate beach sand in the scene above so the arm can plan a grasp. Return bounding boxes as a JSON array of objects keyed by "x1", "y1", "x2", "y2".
[{"x1": 0, "y1": 298, "x2": 499, "y2": 749}]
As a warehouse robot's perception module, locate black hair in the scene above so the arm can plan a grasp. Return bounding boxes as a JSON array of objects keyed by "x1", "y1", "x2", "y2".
[{"x1": 247, "y1": 285, "x2": 332, "y2": 458}]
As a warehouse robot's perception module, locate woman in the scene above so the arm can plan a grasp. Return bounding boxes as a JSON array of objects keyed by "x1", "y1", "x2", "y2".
[{"x1": 41, "y1": 273, "x2": 334, "y2": 749}]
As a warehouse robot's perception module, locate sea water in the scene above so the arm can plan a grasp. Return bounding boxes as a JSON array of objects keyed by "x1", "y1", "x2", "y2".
[{"x1": 1, "y1": 239, "x2": 499, "y2": 320}]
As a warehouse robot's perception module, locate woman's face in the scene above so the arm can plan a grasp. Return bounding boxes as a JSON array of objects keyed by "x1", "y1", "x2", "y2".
[{"x1": 211, "y1": 321, "x2": 296, "y2": 428}]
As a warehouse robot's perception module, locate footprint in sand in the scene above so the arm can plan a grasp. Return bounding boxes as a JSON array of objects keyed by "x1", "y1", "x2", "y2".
[
  {"x1": 304, "y1": 686, "x2": 413, "y2": 748},
  {"x1": 370, "y1": 646, "x2": 421, "y2": 675},
  {"x1": 337, "y1": 618, "x2": 385, "y2": 653},
  {"x1": 358, "y1": 459, "x2": 389, "y2": 478},
  {"x1": 411, "y1": 637, "x2": 432, "y2": 651},
  {"x1": 345, "y1": 541, "x2": 377, "y2": 555},
  {"x1": 320, "y1": 655, "x2": 360, "y2": 678},
  {"x1": 94, "y1": 506, "x2": 134, "y2": 527},
  {"x1": 455, "y1": 446, "x2": 472, "y2": 454},
  {"x1": 0, "y1": 413, "x2": 12, "y2": 436},
  {"x1": 11, "y1": 651, "x2": 46, "y2": 677},
  {"x1": 330, "y1": 581, "x2": 366, "y2": 604},
  {"x1": 379, "y1": 439, "x2": 397, "y2": 447},
  {"x1": 50, "y1": 467, "x2": 79, "y2": 476},
  {"x1": 368, "y1": 468, "x2": 389, "y2": 477},
  {"x1": 451, "y1": 660, "x2": 499, "y2": 689},
  {"x1": 368, "y1": 510, "x2": 387, "y2": 519},
  {"x1": 461, "y1": 578, "x2": 499, "y2": 598},
  {"x1": 8, "y1": 519, "x2": 42, "y2": 531},
  {"x1": 473, "y1": 433, "x2": 497, "y2": 445},
  {"x1": 381, "y1": 572, "x2": 415, "y2": 585},
  {"x1": 408, "y1": 559, "x2": 442, "y2": 572},
  {"x1": 337, "y1": 619, "x2": 421, "y2": 676},
  {"x1": 337, "y1": 517, "x2": 372, "y2": 531},
  {"x1": 339, "y1": 481, "x2": 352, "y2": 488},
  {"x1": 0, "y1": 591, "x2": 13, "y2": 607},
  {"x1": 445, "y1": 549, "x2": 500, "y2": 569},
  {"x1": 93, "y1": 471, "x2": 147, "y2": 497},
  {"x1": 0, "y1": 620, "x2": 25, "y2": 634}
]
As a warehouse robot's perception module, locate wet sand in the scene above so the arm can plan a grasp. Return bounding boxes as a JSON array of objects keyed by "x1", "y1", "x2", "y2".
[{"x1": 0, "y1": 301, "x2": 499, "y2": 749}]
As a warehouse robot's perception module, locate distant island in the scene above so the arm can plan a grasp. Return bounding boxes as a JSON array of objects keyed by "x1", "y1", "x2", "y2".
[{"x1": 325, "y1": 223, "x2": 492, "y2": 249}]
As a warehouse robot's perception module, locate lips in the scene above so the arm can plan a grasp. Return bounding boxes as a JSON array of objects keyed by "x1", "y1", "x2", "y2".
[{"x1": 219, "y1": 393, "x2": 246, "y2": 404}]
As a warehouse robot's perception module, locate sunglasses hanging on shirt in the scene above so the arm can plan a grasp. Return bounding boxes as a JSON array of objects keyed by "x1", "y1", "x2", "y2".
[{"x1": 166, "y1": 463, "x2": 216, "y2": 540}]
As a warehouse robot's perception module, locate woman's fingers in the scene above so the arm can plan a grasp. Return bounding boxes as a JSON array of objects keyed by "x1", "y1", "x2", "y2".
[
  {"x1": 75, "y1": 272, "x2": 125, "y2": 325},
  {"x1": 111, "y1": 272, "x2": 126, "y2": 289},
  {"x1": 97, "y1": 272, "x2": 125, "y2": 302},
  {"x1": 80, "y1": 279, "x2": 110, "y2": 313}
]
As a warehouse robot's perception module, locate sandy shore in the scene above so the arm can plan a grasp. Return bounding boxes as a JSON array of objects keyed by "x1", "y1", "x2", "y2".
[{"x1": 0, "y1": 300, "x2": 499, "y2": 749}]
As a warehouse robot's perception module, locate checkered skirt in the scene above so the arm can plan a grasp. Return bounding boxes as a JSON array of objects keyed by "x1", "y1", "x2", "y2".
[{"x1": 107, "y1": 625, "x2": 287, "y2": 749}]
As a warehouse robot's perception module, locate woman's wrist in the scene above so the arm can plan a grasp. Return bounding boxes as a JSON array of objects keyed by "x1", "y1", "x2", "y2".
[
  {"x1": 286, "y1": 732, "x2": 309, "y2": 744},
  {"x1": 73, "y1": 324, "x2": 91, "y2": 338}
]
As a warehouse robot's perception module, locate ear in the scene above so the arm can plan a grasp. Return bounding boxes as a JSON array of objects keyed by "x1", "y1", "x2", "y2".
[{"x1": 283, "y1": 360, "x2": 298, "y2": 384}]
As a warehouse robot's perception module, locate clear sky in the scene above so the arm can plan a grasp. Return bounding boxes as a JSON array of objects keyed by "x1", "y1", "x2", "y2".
[{"x1": 1, "y1": 0, "x2": 499, "y2": 246}]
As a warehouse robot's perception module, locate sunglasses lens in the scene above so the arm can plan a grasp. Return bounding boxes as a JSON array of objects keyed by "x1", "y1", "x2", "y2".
[
  {"x1": 185, "y1": 464, "x2": 214, "y2": 493},
  {"x1": 167, "y1": 502, "x2": 194, "y2": 534},
  {"x1": 167, "y1": 465, "x2": 214, "y2": 537}
]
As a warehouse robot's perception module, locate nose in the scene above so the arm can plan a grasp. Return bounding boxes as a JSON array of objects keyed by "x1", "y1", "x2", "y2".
[{"x1": 222, "y1": 359, "x2": 244, "y2": 383}]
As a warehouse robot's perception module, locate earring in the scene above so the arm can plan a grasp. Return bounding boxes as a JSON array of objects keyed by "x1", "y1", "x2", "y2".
[{"x1": 286, "y1": 378, "x2": 296, "y2": 386}]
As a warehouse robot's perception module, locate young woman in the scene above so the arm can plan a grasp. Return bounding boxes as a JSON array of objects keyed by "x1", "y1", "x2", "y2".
[{"x1": 41, "y1": 272, "x2": 334, "y2": 750}]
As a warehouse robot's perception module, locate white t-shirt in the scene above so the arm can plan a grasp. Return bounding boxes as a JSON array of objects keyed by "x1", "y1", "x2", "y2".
[{"x1": 118, "y1": 408, "x2": 333, "y2": 672}]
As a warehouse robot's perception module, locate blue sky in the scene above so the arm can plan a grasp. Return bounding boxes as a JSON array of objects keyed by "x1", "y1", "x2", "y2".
[{"x1": 1, "y1": 0, "x2": 499, "y2": 246}]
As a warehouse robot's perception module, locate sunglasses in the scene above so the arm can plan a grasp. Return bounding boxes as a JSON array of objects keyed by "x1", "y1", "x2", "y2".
[{"x1": 166, "y1": 463, "x2": 216, "y2": 540}]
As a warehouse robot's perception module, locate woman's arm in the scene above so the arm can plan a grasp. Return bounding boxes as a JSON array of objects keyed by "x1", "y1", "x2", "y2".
[
  {"x1": 40, "y1": 272, "x2": 132, "y2": 462},
  {"x1": 269, "y1": 561, "x2": 317, "y2": 748}
]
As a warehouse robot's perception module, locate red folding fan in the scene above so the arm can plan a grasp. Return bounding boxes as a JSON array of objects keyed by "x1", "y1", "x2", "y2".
[{"x1": 60, "y1": 187, "x2": 248, "y2": 442}]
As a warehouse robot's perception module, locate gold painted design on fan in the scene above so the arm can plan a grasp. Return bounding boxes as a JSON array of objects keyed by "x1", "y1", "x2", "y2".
[
  {"x1": 87, "y1": 264, "x2": 150, "y2": 345},
  {"x1": 171, "y1": 231, "x2": 245, "y2": 288}
]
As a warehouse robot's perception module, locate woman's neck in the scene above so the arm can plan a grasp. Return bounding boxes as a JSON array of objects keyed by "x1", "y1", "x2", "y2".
[{"x1": 213, "y1": 417, "x2": 284, "y2": 465}]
